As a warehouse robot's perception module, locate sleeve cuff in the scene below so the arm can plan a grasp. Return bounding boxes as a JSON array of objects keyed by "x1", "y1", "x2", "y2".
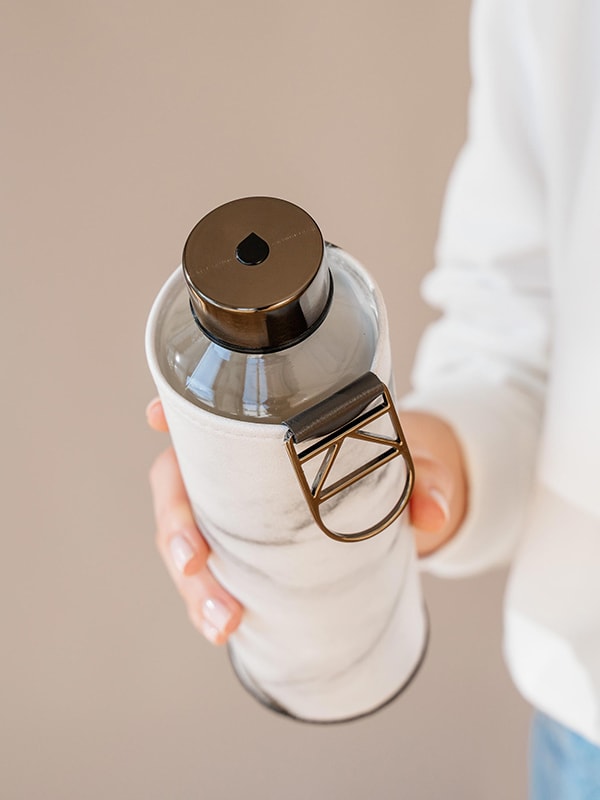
[{"x1": 401, "y1": 378, "x2": 542, "y2": 578}]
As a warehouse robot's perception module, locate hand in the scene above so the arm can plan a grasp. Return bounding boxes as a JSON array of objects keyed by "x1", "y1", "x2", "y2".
[
  {"x1": 401, "y1": 411, "x2": 468, "y2": 557},
  {"x1": 146, "y1": 401, "x2": 467, "y2": 645},
  {"x1": 147, "y1": 399, "x2": 243, "y2": 646}
]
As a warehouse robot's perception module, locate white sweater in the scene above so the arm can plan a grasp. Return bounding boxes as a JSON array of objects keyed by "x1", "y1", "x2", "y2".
[{"x1": 404, "y1": 0, "x2": 600, "y2": 744}]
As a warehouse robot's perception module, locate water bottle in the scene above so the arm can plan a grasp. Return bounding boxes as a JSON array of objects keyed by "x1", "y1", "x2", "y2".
[{"x1": 146, "y1": 197, "x2": 427, "y2": 722}]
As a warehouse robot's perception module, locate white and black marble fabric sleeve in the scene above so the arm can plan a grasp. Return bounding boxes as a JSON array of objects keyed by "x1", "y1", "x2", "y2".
[{"x1": 146, "y1": 252, "x2": 427, "y2": 723}]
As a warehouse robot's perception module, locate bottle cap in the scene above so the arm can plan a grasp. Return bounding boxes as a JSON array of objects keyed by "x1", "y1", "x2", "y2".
[{"x1": 182, "y1": 197, "x2": 331, "y2": 353}]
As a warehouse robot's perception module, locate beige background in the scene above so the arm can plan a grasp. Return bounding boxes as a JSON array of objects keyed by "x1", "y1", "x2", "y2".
[{"x1": 2, "y1": 1, "x2": 531, "y2": 798}]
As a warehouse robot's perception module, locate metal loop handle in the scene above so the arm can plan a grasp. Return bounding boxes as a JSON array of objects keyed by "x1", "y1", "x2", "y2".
[{"x1": 283, "y1": 373, "x2": 415, "y2": 543}]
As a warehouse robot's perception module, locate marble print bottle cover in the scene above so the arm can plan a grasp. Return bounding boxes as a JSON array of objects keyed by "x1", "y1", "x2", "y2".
[{"x1": 146, "y1": 197, "x2": 428, "y2": 722}]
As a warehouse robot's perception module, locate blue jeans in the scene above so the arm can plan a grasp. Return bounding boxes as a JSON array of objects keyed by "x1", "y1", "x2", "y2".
[{"x1": 530, "y1": 712, "x2": 600, "y2": 799}]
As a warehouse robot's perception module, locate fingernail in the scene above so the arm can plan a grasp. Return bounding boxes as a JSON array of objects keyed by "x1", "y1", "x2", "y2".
[
  {"x1": 201, "y1": 620, "x2": 221, "y2": 644},
  {"x1": 428, "y1": 487, "x2": 450, "y2": 522},
  {"x1": 203, "y1": 597, "x2": 233, "y2": 633},
  {"x1": 145, "y1": 398, "x2": 161, "y2": 418},
  {"x1": 169, "y1": 535, "x2": 195, "y2": 574}
]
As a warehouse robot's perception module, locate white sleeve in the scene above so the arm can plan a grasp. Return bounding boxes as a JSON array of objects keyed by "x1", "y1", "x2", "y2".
[{"x1": 402, "y1": 0, "x2": 552, "y2": 577}]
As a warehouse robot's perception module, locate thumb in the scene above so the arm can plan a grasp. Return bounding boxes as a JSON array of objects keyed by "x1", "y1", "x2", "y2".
[
  {"x1": 409, "y1": 456, "x2": 451, "y2": 534},
  {"x1": 400, "y1": 411, "x2": 467, "y2": 557},
  {"x1": 409, "y1": 456, "x2": 457, "y2": 557}
]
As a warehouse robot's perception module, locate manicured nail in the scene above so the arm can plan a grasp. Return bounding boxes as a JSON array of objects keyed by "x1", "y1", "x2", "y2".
[
  {"x1": 202, "y1": 620, "x2": 221, "y2": 645},
  {"x1": 428, "y1": 488, "x2": 450, "y2": 522},
  {"x1": 203, "y1": 597, "x2": 233, "y2": 633},
  {"x1": 169, "y1": 535, "x2": 195, "y2": 574},
  {"x1": 145, "y1": 398, "x2": 161, "y2": 418}
]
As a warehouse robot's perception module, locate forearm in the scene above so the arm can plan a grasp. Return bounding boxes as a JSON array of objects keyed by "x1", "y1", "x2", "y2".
[{"x1": 403, "y1": 0, "x2": 550, "y2": 576}]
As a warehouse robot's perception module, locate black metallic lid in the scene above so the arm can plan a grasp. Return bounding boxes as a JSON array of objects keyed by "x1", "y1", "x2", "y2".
[{"x1": 182, "y1": 197, "x2": 331, "y2": 353}]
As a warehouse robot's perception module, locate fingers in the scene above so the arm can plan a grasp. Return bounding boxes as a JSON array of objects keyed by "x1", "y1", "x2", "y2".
[
  {"x1": 149, "y1": 446, "x2": 243, "y2": 644},
  {"x1": 409, "y1": 456, "x2": 452, "y2": 533},
  {"x1": 409, "y1": 456, "x2": 457, "y2": 558},
  {"x1": 146, "y1": 397, "x2": 169, "y2": 432},
  {"x1": 401, "y1": 411, "x2": 468, "y2": 558}
]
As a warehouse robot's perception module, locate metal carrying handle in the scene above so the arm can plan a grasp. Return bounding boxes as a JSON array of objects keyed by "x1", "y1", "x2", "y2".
[{"x1": 283, "y1": 372, "x2": 415, "y2": 543}]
